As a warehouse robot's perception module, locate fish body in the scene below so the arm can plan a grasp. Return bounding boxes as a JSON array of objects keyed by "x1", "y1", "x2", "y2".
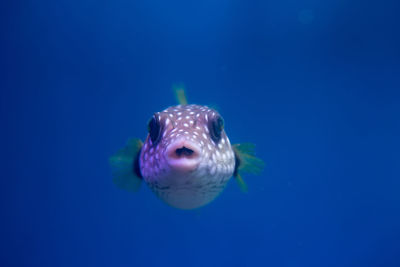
[
  {"x1": 110, "y1": 89, "x2": 263, "y2": 210},
  {"x1": 140, "y1": 104, "x2": 235, "y2": 209}
]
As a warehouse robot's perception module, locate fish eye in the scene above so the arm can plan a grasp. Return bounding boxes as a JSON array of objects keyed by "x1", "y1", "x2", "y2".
[
  {"x1": 209, "y1": 116, "x2": 224, "y2": 143},
  {"x1": 148, "y1": 115, "x2": 162, "y2": 144}
]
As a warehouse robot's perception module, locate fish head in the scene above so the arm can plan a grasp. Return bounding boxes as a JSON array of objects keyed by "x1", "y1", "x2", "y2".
[{"x1": 139, "y1": 104, "x2": 236, "y2": 209}]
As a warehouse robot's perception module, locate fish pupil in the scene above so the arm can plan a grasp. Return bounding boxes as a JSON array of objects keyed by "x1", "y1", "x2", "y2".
[
  {"x1": 210, "y1": 116, "x2": 224, "y2": 143},
  {"x1": 148, "y1": 115, "x2": 161, "y2": 144}
]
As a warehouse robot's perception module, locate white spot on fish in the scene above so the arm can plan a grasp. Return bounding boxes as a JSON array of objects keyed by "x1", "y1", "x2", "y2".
[
  {"x1": 226, "y1": 138, "x2": 231, "y2": 146},
  {"x1": 210, "y1": 165, "x2": 216, "y2": 176}
]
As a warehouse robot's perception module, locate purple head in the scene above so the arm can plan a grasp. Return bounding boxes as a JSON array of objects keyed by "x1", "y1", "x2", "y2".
[{"x1": 139, "y1": 104, "x2": 235, "y2": 209}]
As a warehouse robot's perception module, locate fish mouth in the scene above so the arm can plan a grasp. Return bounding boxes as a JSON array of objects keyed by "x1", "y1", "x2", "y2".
[{"x1": 166, "y1": 139, "x2": 201, "y2": 172}]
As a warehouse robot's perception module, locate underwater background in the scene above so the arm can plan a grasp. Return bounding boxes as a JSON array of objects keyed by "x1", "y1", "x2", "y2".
[{"x1": 2, "y1": 0, "x2": 400, "y2": 266}]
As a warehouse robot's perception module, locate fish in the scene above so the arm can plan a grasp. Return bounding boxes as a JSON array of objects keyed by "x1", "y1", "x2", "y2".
[{"x1": 110, "y1": 88, "x2": 264, "y2": 209}]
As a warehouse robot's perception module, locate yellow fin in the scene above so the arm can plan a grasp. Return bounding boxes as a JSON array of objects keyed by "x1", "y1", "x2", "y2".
[
  {"x1": 173, "y1": 85, "x2": 188, "y2": 105},
  {"x1": 236, "y1": 173, "x2": 248, "y2": 193},
  {"x1": 232, "y1": 143, "x2": 264, "y2": 192},
  {"x1": 109, "y1": 138, "x2": 143, "y2": 192},
  {"x1": 232, "y1": 143, "x2": 264, "y2": 174}
]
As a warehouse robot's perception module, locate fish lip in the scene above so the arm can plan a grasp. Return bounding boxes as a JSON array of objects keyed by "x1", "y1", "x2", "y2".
[{"x1": 165, "y1": 139, "x2": 201, "y2": 172}]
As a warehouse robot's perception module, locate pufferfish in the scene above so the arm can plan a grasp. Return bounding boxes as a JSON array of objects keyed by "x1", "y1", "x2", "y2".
[{"x1": 110, "y1": 89, "x2": 264, "y2": 210}]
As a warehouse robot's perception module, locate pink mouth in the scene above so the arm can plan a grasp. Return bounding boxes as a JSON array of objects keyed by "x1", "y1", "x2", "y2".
[{"x1": 166, "y1": 139, "x2": 201, "y2": 172}]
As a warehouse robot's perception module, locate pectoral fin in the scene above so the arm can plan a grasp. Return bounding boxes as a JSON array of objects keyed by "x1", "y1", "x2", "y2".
[
  {"x1": 232, "y1": 143, "x2": 264, "y2": 192},
  {"x1": 235, "y1": 173, "x2": 248, "y2": 193},
  {"x1": 109, "y1": 138, "x2": 143, "y2": 192}
]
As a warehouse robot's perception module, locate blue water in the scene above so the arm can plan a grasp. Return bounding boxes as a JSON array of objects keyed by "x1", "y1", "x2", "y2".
[{"x1": 2, "y1": 1, "x2": 400, "y2": 266}]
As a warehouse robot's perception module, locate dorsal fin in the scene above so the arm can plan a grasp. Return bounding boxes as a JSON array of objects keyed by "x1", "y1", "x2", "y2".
[
  {"x1": 232, "y1": 143, "x2": 264, "y2": 193},
  {"x1": 174, "y1": 85, "x2": 188, "y2": 105}
]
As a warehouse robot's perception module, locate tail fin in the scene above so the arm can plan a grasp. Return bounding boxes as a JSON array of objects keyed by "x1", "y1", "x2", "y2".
[
  {"x1": 232, "y1": 143, "x2": 264, "y2": 192},
  {"x1": 109, "y1": 138, "x2": 143, "y2": 192}
]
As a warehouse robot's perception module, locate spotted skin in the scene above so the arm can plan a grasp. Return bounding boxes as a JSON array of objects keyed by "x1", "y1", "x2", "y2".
[{"x1": 139, "y1": 104, "x2": 235, "y2": 209}]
